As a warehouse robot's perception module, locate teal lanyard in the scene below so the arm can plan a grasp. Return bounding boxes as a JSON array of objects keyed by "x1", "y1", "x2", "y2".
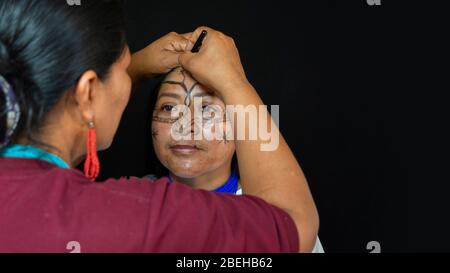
[{"x1": 0, "y1": 144, "x2": 70, "y2": 169}]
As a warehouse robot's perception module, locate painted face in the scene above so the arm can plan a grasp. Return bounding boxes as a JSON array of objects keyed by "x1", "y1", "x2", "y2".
[{"x1": 151, "y1": 67, "x2": 235, "y2": 179}]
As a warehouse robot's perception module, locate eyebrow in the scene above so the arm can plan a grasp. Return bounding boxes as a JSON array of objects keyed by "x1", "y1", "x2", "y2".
[
  {"x1": 157, "y1": 92, "x2": 182, "y2": 100},
  {"x1": 192, "y1": 91, "x2": 212, "y2": 98},
  {"x1": 158, "y1": 91, "x2": 213, "y2": 100}
]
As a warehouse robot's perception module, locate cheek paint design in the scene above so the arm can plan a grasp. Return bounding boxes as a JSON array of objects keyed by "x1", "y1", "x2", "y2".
[
  {"x1": 201, "y1": 110, "x2": 232, "y2": 145},
  {"x1": 214, "y1": 112, "x2": 233, "y2": 145},
  {"x1": 152, "y1": 129, "x2": 159, "y2": 139},
  {"x1": 222, "y1": 111, "x2": 234, "y2": 145},
  {"x1": 152, "y1": 116, "x2": 179, "y2": 124}
]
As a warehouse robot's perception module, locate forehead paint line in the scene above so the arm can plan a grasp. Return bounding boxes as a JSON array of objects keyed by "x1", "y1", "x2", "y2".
[
  {"x1": 161, "y1": 70, "x2": 200, "y2": 107},
  {"x1": 154, "y1": 70, "x2": 229, "y2": 139}
]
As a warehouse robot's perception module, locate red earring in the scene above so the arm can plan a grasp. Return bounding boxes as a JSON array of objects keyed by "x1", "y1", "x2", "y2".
[{"x1": 84, "y1": 121, "x2": 100, "y2": 181}]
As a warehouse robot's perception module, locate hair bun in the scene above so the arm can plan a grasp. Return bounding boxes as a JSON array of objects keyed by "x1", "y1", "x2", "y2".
[
  {"x1": 0, "y1": 74, "x2": 21, "y2": 148},
  {"x1": 0, "y1": 39, "x2": 17, "y2": 77},
  {"x1": 0, "y1": 39, "x2": 22, "y2": 148},
  {"x1": 0, "y1": 39, "x2": 9, "y2": 69},
  {"x1": 0, "y1": 39, "x2": 7, "y2": 56}
]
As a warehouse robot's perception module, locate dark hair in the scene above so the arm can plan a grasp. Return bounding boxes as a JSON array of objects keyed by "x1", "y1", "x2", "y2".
[{"x1": 0, "y1": 0, "x2": 126, "y2": 146}]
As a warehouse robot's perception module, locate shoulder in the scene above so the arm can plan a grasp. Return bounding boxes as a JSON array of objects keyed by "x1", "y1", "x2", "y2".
[{"x1": 75, "y1": 174, "x2": 172, "y2": 205}]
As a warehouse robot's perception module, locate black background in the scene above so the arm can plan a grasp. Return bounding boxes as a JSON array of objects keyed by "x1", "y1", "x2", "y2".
[{"x1": 95, "y1": 0, "x2": 449, "y2": 252}]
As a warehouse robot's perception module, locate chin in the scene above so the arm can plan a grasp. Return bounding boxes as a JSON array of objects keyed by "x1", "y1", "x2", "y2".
[
  {"x1": 170, "y1": 165, "x2": 204, "y2": 179},
  {"x1": 98, "y1": 139, "x2": 114, "y2": 151}
]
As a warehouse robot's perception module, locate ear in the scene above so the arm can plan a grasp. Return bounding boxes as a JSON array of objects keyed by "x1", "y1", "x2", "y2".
[{"x1": 73, "y1": 70, "x2": 99, "y2": 124}]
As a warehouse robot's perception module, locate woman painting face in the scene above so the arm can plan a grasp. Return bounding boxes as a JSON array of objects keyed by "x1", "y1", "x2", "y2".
[{"x1": 151, "y1": 67, "x2": 235, "y2": 181}]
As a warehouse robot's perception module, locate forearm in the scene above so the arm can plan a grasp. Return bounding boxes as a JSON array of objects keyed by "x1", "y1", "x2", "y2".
[
  {"x1": 223, "y1": 83, "x2": 319, "y2": 252},
  {"x1": 128, "y1": 50, "x2": 156, "y2": 83},
  {"x1": 128, "y1": 32, "x2": 192, "y2": 83}
]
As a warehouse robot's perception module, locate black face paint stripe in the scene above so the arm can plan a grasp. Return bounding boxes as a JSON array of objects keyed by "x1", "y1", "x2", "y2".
[
  {"x1": 161, "y1": 70, "x2": 199, "y2": 107},
  {"x1": 152, "y1": 116, "x2": 178, "y2": 124},
  {"x1": 152, "y1": 129, "x2": 159, "y2": 139}
]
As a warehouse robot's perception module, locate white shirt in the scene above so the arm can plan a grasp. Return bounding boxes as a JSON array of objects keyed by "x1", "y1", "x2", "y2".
[{"x1": 236, "y1": 188, "x2": 325, "y2": 253}]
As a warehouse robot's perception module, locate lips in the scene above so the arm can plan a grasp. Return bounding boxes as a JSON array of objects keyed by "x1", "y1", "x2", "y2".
[{"x1": 170, "y1": 144, "x2": 200, "y2": 154}]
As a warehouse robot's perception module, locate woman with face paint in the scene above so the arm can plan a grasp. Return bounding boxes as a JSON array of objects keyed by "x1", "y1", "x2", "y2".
[
  {"x1": 149, "y1": 67, "x2": 325, "y2": 253},
  {"x1": 150, "y1": 67, "x2": 237, "y2": 192},
  {"x1": 0, "y1": 1, "x2": 318, "y2": 252}
]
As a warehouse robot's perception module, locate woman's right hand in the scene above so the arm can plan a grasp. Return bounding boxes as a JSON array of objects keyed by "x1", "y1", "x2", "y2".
[{"x1": 179, "y1": 27, "x2": 251, "y2": 97}]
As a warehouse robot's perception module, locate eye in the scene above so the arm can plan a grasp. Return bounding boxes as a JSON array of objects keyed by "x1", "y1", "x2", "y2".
[
  {"x1": 202, "y1": 104, "x2": 220, "y2": 120},
  {"x1": 161, "y1": 105, "x2": 174, "y2": 112},
  {"x1": 202, "y1": 105, "x2": 214, "y2": 112}
]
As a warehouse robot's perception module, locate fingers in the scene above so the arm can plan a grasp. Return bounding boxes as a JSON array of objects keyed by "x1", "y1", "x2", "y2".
[
  {"x1": 179, "y1": 32, "x2": 196, "y2": 51},
  {"x1": 178, "y1": 51, "x2": 196, "y2": 71},
  {"x1": 165, "y1": 32, "x2": 193, "y2": 52},
  {"x1": 191, "y1": 26, "x2": 214, "y2": 41},
  {"x1": 176, "y1": 26, "x2": 229, "y2": 71},
  {"x1": 174, "y1": 29, "x2": 210, "y2": 53},
  {"x1": 180, "y1": 32, "x2": 194, "y2": 41},
  {"x1": 178, "y1": 26, "x2": 224, "y2": 70},
  {"x1": 165, "y1": 27, "x2": 222, "y2": 53}
]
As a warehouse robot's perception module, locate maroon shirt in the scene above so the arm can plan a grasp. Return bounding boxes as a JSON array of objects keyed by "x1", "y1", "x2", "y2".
[{"x1": 0, "y1": 158, "x2": 299, "y2": 253}]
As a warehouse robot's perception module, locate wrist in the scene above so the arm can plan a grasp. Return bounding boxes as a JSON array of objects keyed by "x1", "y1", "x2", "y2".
[
  {"x1": 129, "y1": 50, "x2": 157, "y2": 82},
  {"x1": 217, "y1": 80, "x2": 261, "y2": 106},
  {"x1": 129, "y1": 51, "x2": 144, "y2": 82}
]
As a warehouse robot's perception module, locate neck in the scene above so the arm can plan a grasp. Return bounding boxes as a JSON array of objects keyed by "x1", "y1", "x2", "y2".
[
  {"x1": 15, "y1": 121, "x2": 85, "y2": 168},
  {"x1": 170, "y1": 164, "x2": 233, "y2": 191}
]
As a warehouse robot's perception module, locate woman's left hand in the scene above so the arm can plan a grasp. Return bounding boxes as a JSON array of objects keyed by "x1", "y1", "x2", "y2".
[{"x1": 128, "y1": 32, "x2": 193, "y2": 82}]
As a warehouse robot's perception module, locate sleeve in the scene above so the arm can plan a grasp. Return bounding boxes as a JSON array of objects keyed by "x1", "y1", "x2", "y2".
[{"x1": 140, "y1": 178, "x2": 299, "y2": 253}]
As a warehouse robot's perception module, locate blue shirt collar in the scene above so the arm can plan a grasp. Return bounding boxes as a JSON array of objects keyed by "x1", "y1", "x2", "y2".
[
  {"x1": 168, "y1": 170, "x2": 239, "y2": 194},
  {"x1": 211, "y1": 170, "x2": 239, "y2": 194}
]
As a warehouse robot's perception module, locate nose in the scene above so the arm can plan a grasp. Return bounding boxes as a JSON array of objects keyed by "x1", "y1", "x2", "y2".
[{"x1": 177, "y1": 116, "x2": 201, "y2": 137}]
